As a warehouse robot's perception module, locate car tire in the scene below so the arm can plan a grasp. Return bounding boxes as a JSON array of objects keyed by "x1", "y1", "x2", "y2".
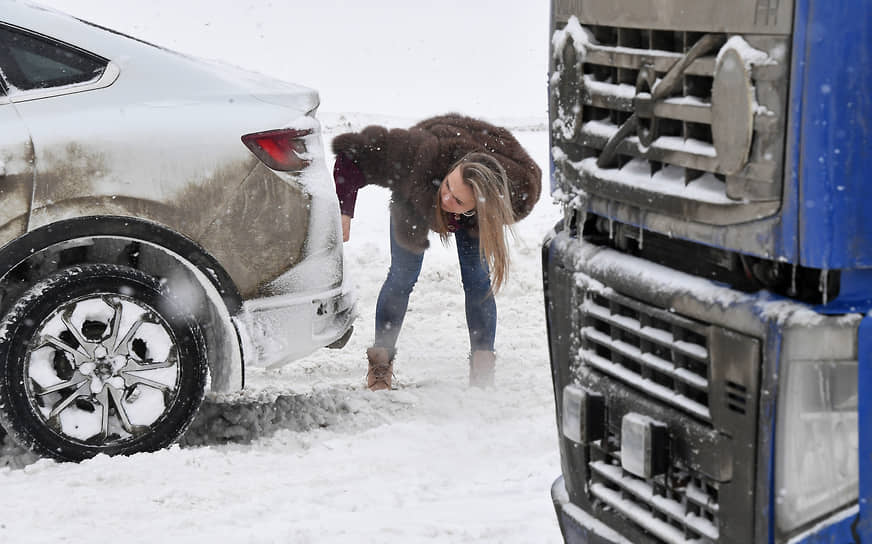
[{"x1": 0, "y1": 264, "x2": 208, "y2": 461}]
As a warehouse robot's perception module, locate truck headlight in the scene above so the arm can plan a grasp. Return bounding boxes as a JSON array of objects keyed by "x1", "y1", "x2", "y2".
[
  {"x1": 775, "y1": 357, "x2": 858, "y2": 532},
  {"x1": 562, "y1": 384, "x2": 604, "y2": 444},
  {"x1": 620, "y1": 412, "x2": 668, "y2": 479}
]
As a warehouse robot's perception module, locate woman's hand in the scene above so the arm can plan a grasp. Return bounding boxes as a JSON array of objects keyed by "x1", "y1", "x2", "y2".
[{"x1": 341, "y1": 214, "x2": 352, "y2": 242}]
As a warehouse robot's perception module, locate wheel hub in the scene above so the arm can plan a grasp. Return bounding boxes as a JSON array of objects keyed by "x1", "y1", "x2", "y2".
[{"x1": 24, "y1": 293, "x2": 182, "y2": 445}]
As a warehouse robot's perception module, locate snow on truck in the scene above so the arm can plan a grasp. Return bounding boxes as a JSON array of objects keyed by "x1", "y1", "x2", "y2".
[{"x1": 542, "y1": 1, "x2": 870, "y2": 543}]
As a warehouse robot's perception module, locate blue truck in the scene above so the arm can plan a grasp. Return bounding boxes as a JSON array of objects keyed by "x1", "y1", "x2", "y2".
[{"x1": 542, "y1": 1, "x2": 871, "y2": 543}]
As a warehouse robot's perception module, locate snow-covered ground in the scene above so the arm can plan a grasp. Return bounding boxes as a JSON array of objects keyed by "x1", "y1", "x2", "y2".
[{"x1": 0, "y1": 2, "x2": 564, "y2": 542}]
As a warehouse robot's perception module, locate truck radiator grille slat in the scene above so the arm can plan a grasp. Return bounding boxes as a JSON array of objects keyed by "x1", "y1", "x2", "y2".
[
  {"x1": 579, "y1": 290, "x2": 712, "y2": 421},
  {"x1": 590, "y1": 459, "x2": 719, "y2": 543},
  {"x1": 588, "y1": 424, "x2": 721, "y2": 544}
]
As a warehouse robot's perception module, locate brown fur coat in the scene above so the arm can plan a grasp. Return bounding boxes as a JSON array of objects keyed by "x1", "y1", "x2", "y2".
[{"x1": 331, "y1": 114, "x2": 542, "y2": 253}]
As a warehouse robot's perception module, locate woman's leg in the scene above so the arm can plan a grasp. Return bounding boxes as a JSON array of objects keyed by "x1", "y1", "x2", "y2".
[
  {"x1": 455, "y1": 228, "x2": 497, "y2": 352},
  {"x1": 374, "y1": 219, "x2": 425, "y2": 353}
]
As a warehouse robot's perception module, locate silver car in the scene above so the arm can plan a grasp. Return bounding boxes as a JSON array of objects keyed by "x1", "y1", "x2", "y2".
[{"x1": 0, "y1": 1, "x2": 355, "y2": 461}]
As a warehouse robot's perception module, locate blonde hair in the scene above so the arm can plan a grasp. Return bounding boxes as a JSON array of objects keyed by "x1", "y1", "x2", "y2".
[{"x1": 434, "y1": 152, "x2": 516, "y2": 293}]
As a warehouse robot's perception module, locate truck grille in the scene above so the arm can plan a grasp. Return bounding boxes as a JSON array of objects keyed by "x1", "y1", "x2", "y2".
[
  {"x1": 550, "y1": 237, "x2": 763, "y2": 544},
  {"x1": 577, "y1": 26, "x2": 724, "y2": 176},
  {"x1": 590, "y1": 430, "x2": 720, "y2": 544},
  {"x1": 579, "y1": 289, "x2": 712, "y2": 421},
  {"x1": 550, "y1": 20, "x2": 789, "y2": 225}
]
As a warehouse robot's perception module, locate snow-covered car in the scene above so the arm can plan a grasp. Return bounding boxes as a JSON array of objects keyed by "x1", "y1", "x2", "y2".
[{"x1": 0, "y1": 1, "x2": 355, "y2": 461}]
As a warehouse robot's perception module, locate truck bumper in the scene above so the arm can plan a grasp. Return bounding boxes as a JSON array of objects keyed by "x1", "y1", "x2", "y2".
[
  {"x1": 552, "y1": 476, "x2": 632, "y2": 544},
  {"x1": 235, "y1": 282, "x2": 357, "y2": 369}
]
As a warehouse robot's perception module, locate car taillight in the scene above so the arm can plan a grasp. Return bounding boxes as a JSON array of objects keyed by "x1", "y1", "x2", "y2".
[{"x1": 241, "y1": 128, "x2": 312, "y2": 171}]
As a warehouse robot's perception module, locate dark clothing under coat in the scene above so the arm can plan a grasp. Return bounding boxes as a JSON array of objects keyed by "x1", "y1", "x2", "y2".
[{"x1": 331, "y1": 114, "x2": 542, "y2": 253}]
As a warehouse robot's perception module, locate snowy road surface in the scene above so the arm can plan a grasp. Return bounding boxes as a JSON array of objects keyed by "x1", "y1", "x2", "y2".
[
  {"x1": 0, "y1": 122, "x2": 564, "y2": 543},
  {"x1": 0, "y1": 2, "x2": 561, "y2": 541}
]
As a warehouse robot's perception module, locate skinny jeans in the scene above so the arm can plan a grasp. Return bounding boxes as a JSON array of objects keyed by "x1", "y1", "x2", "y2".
[{"x1": 374, "y1": 220, "x2": 496, "y2": 354}]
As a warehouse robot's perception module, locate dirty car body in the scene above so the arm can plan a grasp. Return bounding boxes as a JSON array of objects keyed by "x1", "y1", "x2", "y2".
[{"x1": 0, "y1": 1, "x2": 354, "y2": 461}]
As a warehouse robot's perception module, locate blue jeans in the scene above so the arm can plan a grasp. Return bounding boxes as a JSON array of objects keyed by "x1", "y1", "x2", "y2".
[{"x1": 374, "y1": 220, "x2": 497, "y2": 354}]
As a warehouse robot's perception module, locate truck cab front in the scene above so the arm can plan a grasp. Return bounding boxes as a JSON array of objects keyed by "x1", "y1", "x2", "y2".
[{"x1": 543, "y1": 1, "x2": 871, "y2": 543}]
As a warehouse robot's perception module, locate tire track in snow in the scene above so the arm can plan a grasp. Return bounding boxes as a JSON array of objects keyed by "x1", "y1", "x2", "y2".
[{"x1": 0, "y1": 385, "x2": 409, "y2": 467}]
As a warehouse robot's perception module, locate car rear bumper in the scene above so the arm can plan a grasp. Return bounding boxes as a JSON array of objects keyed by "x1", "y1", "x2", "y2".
[
  {"x1": 234, "y1": 282, "x2": 357, "y2": 369},
  {"x1": 551, "y1": 476, "x2": 632, "y2": 544}
]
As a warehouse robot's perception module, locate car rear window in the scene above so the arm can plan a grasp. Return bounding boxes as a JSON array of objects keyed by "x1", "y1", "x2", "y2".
[{"x1": 0, "y1": 25, "x2": 106, "y2": 92}]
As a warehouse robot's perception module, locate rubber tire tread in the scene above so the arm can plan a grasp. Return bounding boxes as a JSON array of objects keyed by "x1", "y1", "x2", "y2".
[{"x1": 0, "y1": 264, "x2": 208, "y2": 462}]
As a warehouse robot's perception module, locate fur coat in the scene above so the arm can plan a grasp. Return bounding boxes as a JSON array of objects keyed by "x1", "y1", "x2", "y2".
[{"x1": 331, "y1": 114, "x2": 542, "y2": 253}]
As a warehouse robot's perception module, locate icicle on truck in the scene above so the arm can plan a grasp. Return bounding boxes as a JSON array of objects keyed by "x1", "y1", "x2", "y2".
[{"x1": 542, "y1": 0, "x2": 870, "y2": 542}]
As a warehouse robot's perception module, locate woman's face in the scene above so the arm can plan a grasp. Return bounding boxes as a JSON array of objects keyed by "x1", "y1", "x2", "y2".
[{"x1": 439, "y1": 166, "x2": 476, "y2": 215}]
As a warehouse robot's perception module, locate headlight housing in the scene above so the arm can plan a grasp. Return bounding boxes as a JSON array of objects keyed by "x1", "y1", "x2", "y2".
[
  {"x1": 775, "y1": 323, "x2": 860, "y2": 533},
  {"x1": 712, "y1": 42, "x2": 754, "y2": 178}
]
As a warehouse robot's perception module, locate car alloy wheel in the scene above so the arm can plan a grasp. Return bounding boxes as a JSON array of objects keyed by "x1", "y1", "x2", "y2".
[{"x1": 0, "y1": 264, "x2": 208, "y2": 461}]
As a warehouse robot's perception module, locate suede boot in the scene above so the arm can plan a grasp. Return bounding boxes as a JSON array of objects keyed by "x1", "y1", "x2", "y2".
[
  {"x1": 469, "y1": 350, "x2": 496, "y2": 388},
  {"x1": 366, "y1": 347, "x2": 394, "y2": 391}
]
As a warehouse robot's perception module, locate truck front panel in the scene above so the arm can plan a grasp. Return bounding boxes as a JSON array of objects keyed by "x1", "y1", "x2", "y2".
[{"x1": 545, "y1": 227, "x2": 861, "y2": 543}]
